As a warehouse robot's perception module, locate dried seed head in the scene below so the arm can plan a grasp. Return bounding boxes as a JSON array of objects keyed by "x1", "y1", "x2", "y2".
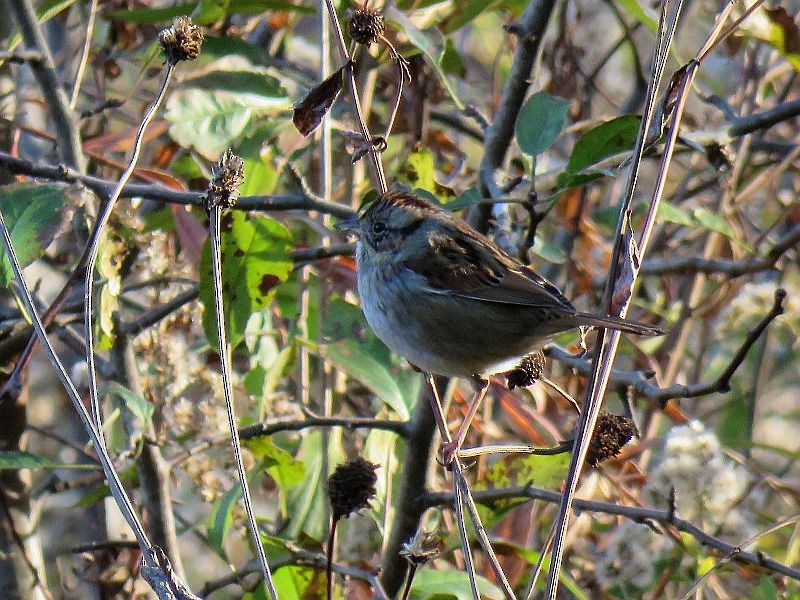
[
  {"x1": 400, "y1": 528, "x2": 441, "y2": 566},
  {"x1": 586, "y1": 411, "x2": 637, "y2": 467},
  {"x1": 159, "y1": 17, "x2": 203, "y2": 65},
  {"x1": 327, "y1": 457, "x2": 379, "y2": 520},
  {"x1": 505, "y1": 351, "x2": 545, "y2": 389},
  {"x1": 349, "y1": 8, "x2": 385, "y2": 46},
  {"x1": 206, "y1": 150, "x2": 244, "y2": 210}
]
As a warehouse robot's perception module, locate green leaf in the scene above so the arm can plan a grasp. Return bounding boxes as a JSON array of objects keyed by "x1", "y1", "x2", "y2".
[
  {"x1": 446, "y1": 187, "x2": 483, "y2": 211},
  {"x1": 181, "y1": 71, "x2": 286, "y2": 97},
  {"x1": 269, "y1": 566, "x2": 318, "y2": 600},
  {"x1": 409, "y1": 569, "x2": 504, "y2": 600},
  {"x1": 515, "y1": 92, "x2": 571, "y2": 156},
  {"x1": 615, "y1": 0, "x2": 659, "y2": 33},
  {"x1": 656, "y1": 201, "x2": 695, "y2": 227},
  {"x1": 439, "y1": 0, "x2": 503, "y2": 34},
  {"x1": 107, "y1": 2, "x2": 194, "y2": 24},
  {"x1": 692, "y1": 207, "x2": 737, "y2": 242},
  {"x1": 531, "y1": 236, "x2": 567, "y2": 264},
  {"x1": 200, "y1": 212, "x2": 293, "y2": 349},
  {"x1": 106, "y1": 382, "x2": 154, "y2": 426},
  {"x1": 319, "y1": 340, "x2": 409, "y2": 420},
  {"x1": 207, "y1": 483, "x2": 242, "y2": 560},
  {"x1": 565, "y1": 115, "x2": 641, "y2": 175},
  {"x1": 740, "y1": 7, "x2": 800, "y2": 71},
  {"x1": 386, "y1": 7, "x2": 465, "y2": 110},
  {"x1": 244, "y1": 437, "x2": 305, "y2": 514},
  {"x1": 0, "y1": 184, "x2": 69, "y2": 284},
  {"x1": 555, "y1": 171, "x2": 605, "y2": 190},
  {"x1": 0, "y1": 451, "x2": 50, "y2": 470},
  {"x1": 482, "y1": 452, "x2": 570, "y2": 491},
  {"x1": 108, "y1": 0, "x2": 312, "y2": 24},
  {"x1": 165, "y1": 84, "x2": 289, "y2": 160}
]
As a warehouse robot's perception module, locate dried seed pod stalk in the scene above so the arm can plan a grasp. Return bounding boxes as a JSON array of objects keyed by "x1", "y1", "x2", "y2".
[
  {"x1": 206, "y1": 150, "x2": 244, "y2": 210},
  {"x1": 587, "y1": 412, "x2": 637, "y2": 467},
  {"x1": 159, "y1": 16, "x2": 204, "y2": 65},
  {"x1": 327, "y1": 457, "x2": 379, "y2": 520},
  {"x1": 349, "y1": 8, "x2": 385, "y2": 46}
]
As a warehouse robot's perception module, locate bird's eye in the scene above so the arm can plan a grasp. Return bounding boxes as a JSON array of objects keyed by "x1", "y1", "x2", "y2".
[{"x1": 372, "y1": 222, "x2": 386, "y2": 234}]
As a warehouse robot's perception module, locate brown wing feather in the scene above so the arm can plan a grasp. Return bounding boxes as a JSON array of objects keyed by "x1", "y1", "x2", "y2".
[{"x1": 403, "y1": 217, "x2": 575, "y2": 311}]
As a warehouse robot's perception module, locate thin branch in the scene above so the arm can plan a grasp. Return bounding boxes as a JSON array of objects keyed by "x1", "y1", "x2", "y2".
[
  {"x1": 423, "y1": 485, "x2": 800, "y2": 582},
  {"x1": 642, "y1": 225, "x2": 800, "y2": 276},
  {"x1": 84, "y1": 64, "x2": 175, "y2": 448},
  {"x1": 0, "y1": 150, "x2": 356, "y2": 219},
  {"x1": 69, "y1": 0, "x2": 99, "y2": 109},
  {"x1": 199, "y1": 546, "x2": 390, "y2": 598},
  {"x1": 546, "y1": 1, "x2": 688, "y2": 595},
  {"x1": 7, "y1": 0, "x2": 86, "y2": 171},
  {"x1": 321, "y1": 0, "x2": 387, "y2": 192},
  {"x1": 472, "y1": 0, "x2": 557, "y2": 228},
  {"x1": 728, "y1": 96, "x2": 800, "y2": 139},
  {"x1": 170, "y1": 414, "x2": 408, "y2": 468},
  {"x1": 0, "y1": 49, "x2": 44, "y2": 63},
  {"x1": 208, "y1": 203, "x2": 278, "y2": 599},
  {"x1": 118, "y1": 287, "x2": 199, "y2": 336},
  {"x1": 290, "y1": 243, "x2": 354, "y2": 262}
]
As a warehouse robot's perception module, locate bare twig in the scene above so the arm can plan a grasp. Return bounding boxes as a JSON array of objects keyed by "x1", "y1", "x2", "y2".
[
  {"x1": 642, "y1": 224, "x2": 800, "y2": 276},
  {"x1": 84, "y1": 63, "x2": 175, "y2": 448},
  {"x1": 0, "y1": 158, "x2": 195, "y2": 599},
  {"x1": 472, "y1": 0, "x2": 557, "y2": 228},
  {"x1": 7, "y1": 0, "x2": 85, "y2": 171},
  {"x1": 208, "y1": 180, "x2": 278, "y2": 597},
  {"x1": 0, "y1": 150, "x2": 356, "y2": 218},
  {"x1": 69, "y1": 0, "x2": 99, "y2": 109},
  {"x1": 546, "y1": 1, "x2": 687, "y2": 595},
  {"x1": 199, "y1": 546, "x2": 390, "y2": 598},
  {"x1": 118, "y1": 287, "x2": 199, "y2": 336},
  {"x1": 321, "y1": 0, "x2": 387, "y2": 192},
  {"x1": 423, "y1": 485, "x2": 800, "y2": 582}
]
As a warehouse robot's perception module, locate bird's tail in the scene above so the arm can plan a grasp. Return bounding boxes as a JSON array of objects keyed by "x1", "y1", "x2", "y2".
[{"x1": 576, "y1": 313, "x2": 664, "y2": 336}]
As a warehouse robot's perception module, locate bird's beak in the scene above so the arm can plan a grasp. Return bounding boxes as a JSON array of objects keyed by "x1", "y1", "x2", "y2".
[{"x1": 334, "y1": 218, "x2": 360, "y2": 235}]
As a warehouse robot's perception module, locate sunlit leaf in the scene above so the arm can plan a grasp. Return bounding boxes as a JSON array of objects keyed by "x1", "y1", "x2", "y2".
[
  {"x1": 565, "y1": 115, "x2": 641, "y2": 174},
  {"x1": 319, "y1": 340, "x2": 410, "y2": 420},
  {"x1": 409, "y1": 569, "x2": 504, "y2": 600},
  {"x1": 0, "y1": 183, "x2": 73, "y2": 284},
  {"x1": 207, "y1": 483, "x2": 242, "y2": 561},
  {"x1": 106, "y1": 382, "x2": 154, "y2": 426},
  {"x1": 165, "y1": 83, "x2": 289, "y2": 160},
  {"x1": 200, "y1": 212, "x2": 293, "y2": 348},
  {"x1": 515, "y1": 92, "x2": 571, "y2": 156},
  {"x1": 284, "y1": 430, "x2": 345, "y2": 541}
]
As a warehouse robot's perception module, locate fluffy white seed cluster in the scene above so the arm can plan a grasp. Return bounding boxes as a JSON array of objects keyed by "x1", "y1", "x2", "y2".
[{"x1": 595, "y1": 421, "x2": 757, "y2": 592}]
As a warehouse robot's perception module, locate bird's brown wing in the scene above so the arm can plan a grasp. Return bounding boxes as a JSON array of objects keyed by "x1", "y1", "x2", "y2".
[{"x1": 402, "y1": 220, "x2": 575, "y2": 311}]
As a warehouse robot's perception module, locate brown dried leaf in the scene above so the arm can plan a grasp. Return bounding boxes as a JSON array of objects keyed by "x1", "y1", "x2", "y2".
[{"x1": 292, "y1": 63, "x2": 349, "y2": 136}]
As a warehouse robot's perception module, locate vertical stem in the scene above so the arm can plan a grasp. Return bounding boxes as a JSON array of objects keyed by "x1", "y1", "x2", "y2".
[
  {"x1": 7, "y1": 0, "x2": 86, "y2": 171},
  {"x1": 69, "y1": 0, "x2": 99, "y2": 109},
  {"x1": 209, "y1": 205, "x2": 279, "y2": 600}
]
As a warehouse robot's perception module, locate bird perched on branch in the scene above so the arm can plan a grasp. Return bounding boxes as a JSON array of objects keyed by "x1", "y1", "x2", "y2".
[{"x1": 336, "y1": 190, "x2": 662, "y2": 461}]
